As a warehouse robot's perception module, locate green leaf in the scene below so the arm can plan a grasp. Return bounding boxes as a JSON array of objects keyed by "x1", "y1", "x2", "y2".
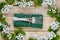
[
  {"x1": 5, "y1": 0, "x2": 14, "y2": 5},
  {"x1": 0, "y1": 2, "x2": 6, "y2": 11},
  {"x1": 1, "y1": 33, "x2": 7, "y2": 38},
  {"x1": 0, "y1": 26, "x2": 3, "y2": 31},
  {"x1": 47, "y1": 8, "x2": 59, "y2": 18},
  {"x1": 14, "y1": 29, "x2": 26, "y2": 36},
  {"x1": 56, "y1": 16, "x2": 60, "y2": 22},
  {"x1": 51, "y1": 34, "x2": 60, "y2": 40},
  {"x1": 35, "y1": 0, "x2": 43, "y2": 7},
  {"x1": 48, "y1": 26, "x2": 59, "y2": 34},
  {"x1": 11, "y1": 33, "x2": 16, "y2": 40},
  {"x1": 28, "y1": 37, "x2": 37, "y2": 40}
]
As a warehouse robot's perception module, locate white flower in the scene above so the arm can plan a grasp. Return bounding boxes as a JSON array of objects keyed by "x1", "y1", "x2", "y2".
[
  {"x1": 2, "y1": 26, "x2": 10, "y2": 34},
  {"x1": 51, "y1": 25, "x2": 58, "y2": 31},
  {"x1": 27, "y1": 2, "x2": 30, "y2": 6},
  {"x1": 42, "y1": 2, "x2": 48, "y2": 7},
  {"x1": 42, "y1": 0, "x2": 49, "y2": 7},
  {"x1": 1, "y1": 5, "x2": 11, "y2": 14},
  {"x1": 51, "y1": 32, "x2": 56, "y2": 38},
  {"x1": 22, "y1": 2, "x2": 27, "y2": 8},
  {"x1": 48, "y1": 32, "x2": 53, "y2": 39},
  {"x1": 19, "y1": 2, "x2": 26, "y2": 8},
  {"x1": 4, "y1": 5, "x2": 9, "y2": 9},
  {"x1": 52, "y1": 9, "x2": 56, "y2": 13},
  {"x1": 50, "y1": 21, "x2": 59, "y2": 30},
  {"x1": 48, "y1": 31, "x2": 56, "y2": 40},
  {"x1": 3, "y1": 25, "x2": 8, "y2": 28},
  {"x1": 16, "y1": 33, "x2": 24, "y2": 40},
  {"x1": 7, "y1": 33, "x2": 12, "y2": 40},
  {"x1": 19, "y1": 2, "x2": 23, "y2": 8},
  {"x1": 15, "y1": 1, "x2": 34, "y2": 8},
  {"x1": 27, "y1": 1, "x2": 34, "y2": 7},
  {"x1": 4, "y1": 5, "x2": 12, "y2": 8},
  {"x1": 42, "y1": 0, "x2": 56, "y2": 7},
  {"x1": 2, "y1": 24, "x2": 6, "y2": 27},
  {"x1": 48, "y1": 0, "x2": 52, "y2": 5},
  {"x1": 1, "y1": 8, "x2": 9, "y2": 14}
]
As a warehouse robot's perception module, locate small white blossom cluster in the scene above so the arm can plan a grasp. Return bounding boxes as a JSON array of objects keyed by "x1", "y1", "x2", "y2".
[
  {"x1": 48, "y1": 31, "x2": 56, "y2": 40},
  {"x1": 27, "y1": 1, "x2": 34, "y2": 7},
  {"x1": 42, "y1": 0, "x2": 56, "y2": 7},
  {"x1": 7, "y1": 33, "x2": 12, "y2": 40},
  {"x1": 49, "y1": 7, "x2": 56, "y2": 14},
  {"x1": 30, "y1": 35, "x2": 48, "y2": 40},
  {"x1": 15, "y1": 1, "x2": 34, "y2": 8},
  {"x1": 0, "y1": 22, "x2": 11, "y2": 40},
  {"x1": 16, "y1": 33, "x2": 24, "y2": 40},
  {"x1": 50, "y1": 21, "x2": 59, "y2": 30},
  {"x1": 1, "y1": 5, "x2": 13, "y2": 14},
  {"x1": 2, "y1": 24, "x2": 10, "y2": 34},
  {"x1": 2, "y1": 26, "x2": 24, "y2": 40},
  {"x1": 2, "y1": 28, "x2": 24, "y2": 40},
  {"x1": 0, "y1": 21, "x2": 24, "y2": 40}
]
